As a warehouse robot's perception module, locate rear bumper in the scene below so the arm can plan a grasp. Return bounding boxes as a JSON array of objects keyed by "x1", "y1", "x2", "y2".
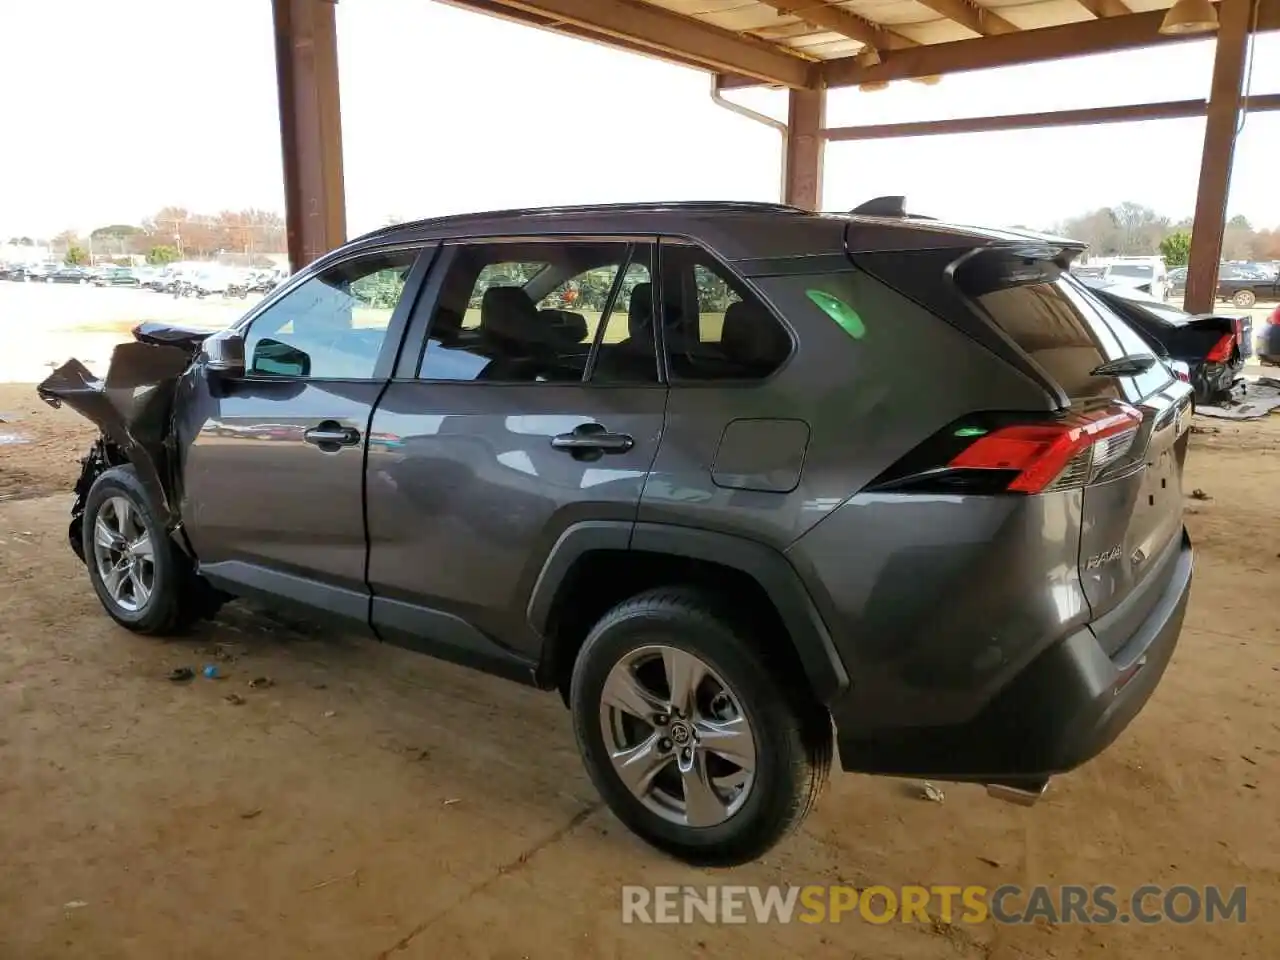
[{"x1": 834, "y1": 527, "x2": 1192, "y2": 780}]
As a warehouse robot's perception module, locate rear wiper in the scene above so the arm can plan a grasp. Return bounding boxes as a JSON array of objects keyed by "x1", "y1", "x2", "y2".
[{"x1": 1091, "y1": 354, "x2": 1157, "y2": 377}]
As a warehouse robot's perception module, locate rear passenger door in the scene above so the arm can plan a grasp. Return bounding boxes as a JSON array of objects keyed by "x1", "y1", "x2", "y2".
[
  {"x1": 638, "y1": 241, "x2": 804, "y2": 546},
  {"x1": 364, "y1": 239, "x2": 666, "y2": 666}
]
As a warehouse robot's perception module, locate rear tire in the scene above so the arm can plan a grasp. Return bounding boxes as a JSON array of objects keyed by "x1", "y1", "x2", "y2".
[
  {"x1": 1232, "y1": 289, "x2": 1256, "y2": 308},
  {"x1": 82, "y1": 465, "x2": 212, "y2": 635},
  {"x1": 570, "y1": 587, "x2": 831, "y2": 866}
]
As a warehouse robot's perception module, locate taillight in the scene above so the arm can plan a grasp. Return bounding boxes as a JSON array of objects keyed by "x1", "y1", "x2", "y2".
[
  {"x1": 1205, "y1": 333, "x2": 1235, "y2": 363},
  {"x1": 947, "y1": 403, "x2": 1143, "y2": 494}
]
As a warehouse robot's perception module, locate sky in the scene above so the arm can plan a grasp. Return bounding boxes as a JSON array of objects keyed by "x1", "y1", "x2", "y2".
[{"x1": 1, "y1": 0, "x2": 1278, "y2": 240}]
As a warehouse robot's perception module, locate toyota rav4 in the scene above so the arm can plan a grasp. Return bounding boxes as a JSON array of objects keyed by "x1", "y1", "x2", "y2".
[{"x1": 38, "y1": 199, "x2": 1194, "y2": 866}]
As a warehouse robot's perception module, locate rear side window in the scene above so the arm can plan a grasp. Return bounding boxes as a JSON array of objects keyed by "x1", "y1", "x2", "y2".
[
  {"x1": 659, "y1": 244, "x2": 790, "y2": 381},
  {"x1": 955, "y1": 253, "x2": 1117, "y2": 400}
]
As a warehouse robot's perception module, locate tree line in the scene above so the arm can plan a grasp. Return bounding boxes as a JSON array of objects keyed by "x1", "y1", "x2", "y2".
[
  {"x1": 1049, "y1": 202, "x2": 1280, "y2": 267},
  {"x1": 7, "y1": 207, "x2": 287, "y2": 267}
]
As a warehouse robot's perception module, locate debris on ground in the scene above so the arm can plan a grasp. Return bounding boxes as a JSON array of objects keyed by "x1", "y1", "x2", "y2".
[
  {"x1": 1190, "y1": 489, "x2": 1212, "y2": 501},
  {"x1": 239, "y1": 808, "x2": 262, "y2": 820},
  {"x1": 202, "y1": 664, "x2": 221, "y2": 680},
  {"x1": 63, "y1": 900, "x2": 88, "y2": 910},
  {"x1": 248, "y1": 676, "x2": 274, "y2": 689},
  {"x1": 443, "y1": 798, "x2": 461, "y2": 806},
  {"x1": 1189, "y1": 424, "x2": 1221, "y2": 435},
  {"x1": 167, "y1": 667, "x2": 194, "y2": 683},
  {"x1": 302, "y1": 869, "x2": 360, "y2": 892},
  {"x1": 224, "y1": 693, "x2": 246, "y2": 706},
  {"x1": 920, "y1": 782, "x2": 946, "y2": 803},
  {"x1": 323, "y1": 710, "x2": 336, "y2": 718},
  {"x1": 1196, "y1": 377, "x2": 1280, "y2": 420},
  {"x1": 977, "y1": 856, "x2": 1001, "y2": 868}
]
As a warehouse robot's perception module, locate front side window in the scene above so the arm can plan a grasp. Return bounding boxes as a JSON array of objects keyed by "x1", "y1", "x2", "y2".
[
  {"x1": 659, "y1": 245, "x2": 790, "y2": 381},
  {"x1": 244, "y1": 249, "x2": 416, "y2": 379},
  {"x1": 417, "y1": 241, "x2": 657, "y2": 384}
]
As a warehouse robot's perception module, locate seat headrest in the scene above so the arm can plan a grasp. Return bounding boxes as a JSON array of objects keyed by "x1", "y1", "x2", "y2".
[
  {"x1": 721, "y1": 300, "x2": 789, "y2": 371},
  {"x1": 481, "y1": 286, "x2": 540, "y2": 345},
  {"x1": 627, "y1": 283, "x2": 653, "y2": 340}
]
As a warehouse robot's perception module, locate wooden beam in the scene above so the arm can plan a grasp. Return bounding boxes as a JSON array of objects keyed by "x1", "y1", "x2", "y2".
[
  {"x1": 820, "y1": 1, "x2": 1280, "y2": 86},
  {"x1": 913, "y1": 0, "x2": 1020, "y2": 36},
  {"x1": 784, "y1": 87, "x2": 826, "y2": 209},
  {"x1": 1185, "y1": 0, "x2": 1253, "y2": 314},
  {"x1": 273, "y1": 0, "x2": 346, "y2": 270},
  {"x1": 438, "y1": 0, "x2": 817, "y2": 88},
  {"x1": 1074, "y1": 0, "x2": 1132, "y2": 18},
  {"x1": 755, "y1": 0, "x2": 916, "y2": 52},
  {"x1": 822, "y1": 94, "x2": 1280, "y2": 140}
]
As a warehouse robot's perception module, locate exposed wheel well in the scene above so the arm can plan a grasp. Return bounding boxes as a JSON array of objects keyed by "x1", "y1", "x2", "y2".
[{"x1": 541, "y1": 549, "x2": 814, "y2": 708}]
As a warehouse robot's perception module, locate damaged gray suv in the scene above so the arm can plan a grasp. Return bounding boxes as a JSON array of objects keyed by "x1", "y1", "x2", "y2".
[{"x1": 40, "y1": 200, "x2": 1195, "y2": 866}]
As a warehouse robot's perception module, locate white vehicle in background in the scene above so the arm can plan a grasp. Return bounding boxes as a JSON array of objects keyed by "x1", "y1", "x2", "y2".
[{"x1": 1096, "y1": 256, "x2": 1170, "y2": 302}]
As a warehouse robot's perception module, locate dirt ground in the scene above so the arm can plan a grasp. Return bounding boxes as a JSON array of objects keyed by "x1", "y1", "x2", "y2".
[{"x1": 1, "y1": 379, "x2": 1279, "y2": 959}]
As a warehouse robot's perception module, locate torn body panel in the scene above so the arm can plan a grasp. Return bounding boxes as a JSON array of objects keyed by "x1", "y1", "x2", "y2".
[{"x1": 36, "y1": 323, "x2": 214, "y2": 558}]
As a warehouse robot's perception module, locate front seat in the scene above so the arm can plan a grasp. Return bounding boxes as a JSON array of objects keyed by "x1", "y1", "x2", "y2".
[{"x1": 476, "y1": 286, "x2": 545, "y2": 381}]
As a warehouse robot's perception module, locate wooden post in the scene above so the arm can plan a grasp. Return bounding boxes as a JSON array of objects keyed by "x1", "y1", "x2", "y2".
[
  {"x1": 273, "y1": 0, "x2": 347, "y2": 272},
  {"x1": 1184, "y1": 0, "x2": 1253, "y2": 314},
  {"x1": 784, "y1": 87, "x2": 825, "y2": 210}
]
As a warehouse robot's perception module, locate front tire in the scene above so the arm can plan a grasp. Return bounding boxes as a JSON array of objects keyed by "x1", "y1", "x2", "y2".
[
  {"x1": 83, "y1": 465, "x2": 207, "y2": 635},
  {"x1": 570, "y1": 587, "x2": 831, "y2": 866},
  {"x1": 1232, "y1": 289, "x2": 1256, "y2": 308}
]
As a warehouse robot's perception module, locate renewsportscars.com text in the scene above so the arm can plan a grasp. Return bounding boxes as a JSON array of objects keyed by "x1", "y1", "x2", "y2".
[{"x1": 621, "y1": 884, "x2": 1247, "y2": 925}]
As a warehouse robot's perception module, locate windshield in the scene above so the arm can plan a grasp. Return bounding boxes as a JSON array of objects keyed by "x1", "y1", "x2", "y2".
[{"x1": 1108, "y1": 264, "x2": 1154, "y2": 279}]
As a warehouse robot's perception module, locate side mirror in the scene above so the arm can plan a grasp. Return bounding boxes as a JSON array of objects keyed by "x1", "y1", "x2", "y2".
[
  {"x1": 249, "y1": 338, "x2": 311, "y2": 378},
  {"x1": 200, "y1": 328, "x2": 246, "y2": 378}
]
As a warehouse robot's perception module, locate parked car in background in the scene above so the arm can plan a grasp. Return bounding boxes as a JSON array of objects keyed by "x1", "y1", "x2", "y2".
[
  {"x1": 25, "y1": 262, "x2": 59, "y2": 282},
  {"x1": 1085, "y1": 281, "x2": 1250, "y2": 404},
  {"x1": 1259, "y1": 304, "x2": 1280, "y2": 365},
  {"x1": 38, "y1": 199, "x2": 1195, "y2": 866},
  {"x1": 47, "y1": 265, "x2": 91, "y2": 284},
  {"x1": 1216, "y1": 262, "x2": 1280, "y2": 308},
  {"x1": 0, "y1": 263, "x2": 31, "y2": 281},
  {"x1": 91, "y1": 266, "x2": 141, "y2": 287},
  {"x1": 1099, "y1": 258, "x2": 1170, "y2": 301},
  {"x1": 1167, "y1": 266, "x2": 1187, "y2": 299}
]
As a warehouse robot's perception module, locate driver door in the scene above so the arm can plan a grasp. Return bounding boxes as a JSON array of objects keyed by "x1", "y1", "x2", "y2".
[{"x1": 180, "y1": 245, "x2": 433, "y2": 624}]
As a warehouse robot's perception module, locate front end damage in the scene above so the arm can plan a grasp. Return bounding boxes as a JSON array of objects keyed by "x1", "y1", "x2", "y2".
[{"x1": 36, "y1": 322, "x2": 213, "y2": 561}]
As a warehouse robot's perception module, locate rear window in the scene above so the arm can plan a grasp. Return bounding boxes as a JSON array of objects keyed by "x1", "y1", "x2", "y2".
[
  {"x1": 954, "y1": 254, "x2": 1116, "y2": 400},
  {"x1": 955, "y1": 251, "x2": 1172, "y2": 402}
]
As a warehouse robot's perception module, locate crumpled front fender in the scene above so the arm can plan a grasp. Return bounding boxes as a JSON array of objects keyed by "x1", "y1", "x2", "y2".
[{"x1": 37, "y1": 339, "x2": 197, "y2": 525}]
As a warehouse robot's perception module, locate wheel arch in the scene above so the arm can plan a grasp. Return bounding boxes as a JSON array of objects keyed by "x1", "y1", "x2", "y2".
[{"x1": 528, "y1": 521, "x2": 849, "y2": 706}]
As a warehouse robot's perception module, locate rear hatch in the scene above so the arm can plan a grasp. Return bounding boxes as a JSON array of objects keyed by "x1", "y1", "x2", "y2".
[{"x1": 951, "y1": 248, "x2": 1193, "y2": 652}]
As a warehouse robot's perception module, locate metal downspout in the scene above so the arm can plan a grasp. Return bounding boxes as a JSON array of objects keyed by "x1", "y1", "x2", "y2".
[{"x1": 709, "y1": 75, "x2": 789, "y2": 202}]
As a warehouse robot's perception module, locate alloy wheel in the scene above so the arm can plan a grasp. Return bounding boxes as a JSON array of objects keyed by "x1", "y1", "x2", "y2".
[
  {"x1": 91, "y1": 496, "x2": 156, "y2": 613},
  {"x1": 599, "y1": 644, "x2": 757, "y2": 828}
]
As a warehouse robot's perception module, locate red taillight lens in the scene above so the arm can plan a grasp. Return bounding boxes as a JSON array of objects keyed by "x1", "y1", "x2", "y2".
[
  {"x1": 948, "y1": 403, "x2": 1143, "y2": 494},
  {"x1": 1205, "y1": 333, "x2": 1235, "y2": 363}
]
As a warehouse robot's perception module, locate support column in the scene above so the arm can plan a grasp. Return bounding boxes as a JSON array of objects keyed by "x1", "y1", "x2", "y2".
[
  {"x1": 784, "y1": 87, "x2": 826, "y2": 210},
  {"x1": 273, "y1": 0, "x2": 346, "y2": 272},
  {"x1": 1184, "y1": 0, "x2": 1252, "y2": 314}
]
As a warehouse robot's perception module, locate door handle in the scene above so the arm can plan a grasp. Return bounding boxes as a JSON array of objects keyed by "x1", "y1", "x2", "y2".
[
  {"x1": 551, "y1": 423, "x2": 634, "y2": 457},
  {"x1": 304, "y1": 421, "x2": 361, "y2": 449}
]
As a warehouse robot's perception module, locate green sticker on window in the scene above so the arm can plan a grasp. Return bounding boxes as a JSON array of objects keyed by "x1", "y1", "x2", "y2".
[
  {"x1": 953, "y1": 426, "x2": 988, "y2": 438},
  {"x1": 806, "y1": 289, "x2": 866, "y2": 339}
]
